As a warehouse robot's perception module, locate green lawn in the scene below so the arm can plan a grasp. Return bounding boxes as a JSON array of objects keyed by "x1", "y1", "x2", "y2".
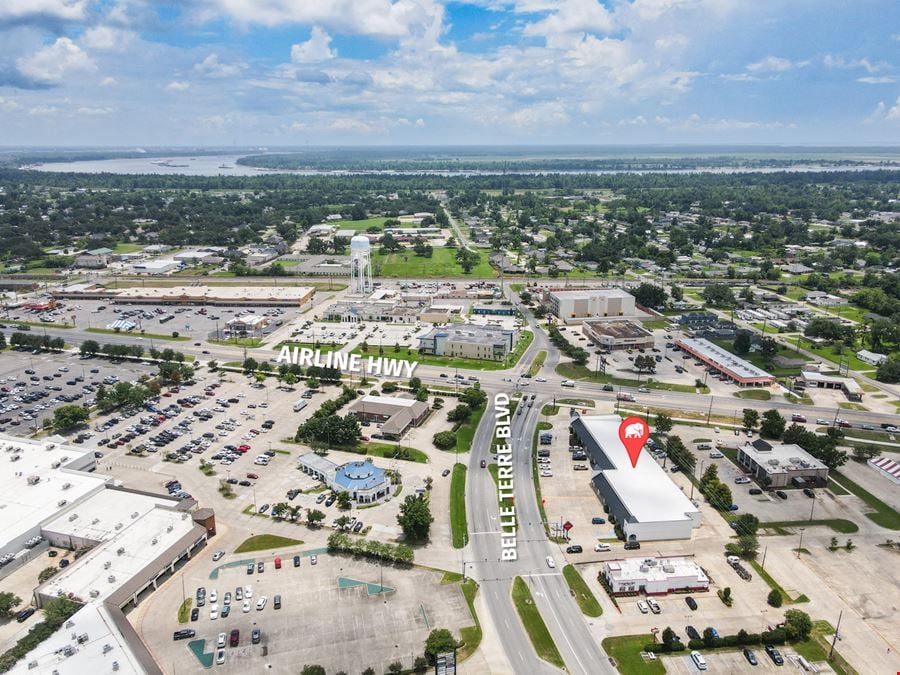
[
  {"x1": 85, "y1": 327, "x2": 189, "y2": 341},
  {"x1": 827, "y1": 477, "x2": 850, "y2": 496},
  {"x1": 710, "y1": 338, "x2": 801, "y2": 376},
  {"x1": 641, "y1": 319, "x2": 671, "y2": 330},
  {"x1": 562, "y1": 565, "x2": 603, "y2": 617},
  {"x1": 450, "y1": 464, "x2": 468, "y2": 549},
  {"x1": 783, "y1": 336, "x2": 875, "y2": 374},
  {"x1": 748, "y1": 560, "x2": 806, "y2": 604},
  {"x1": 831, "y1": 470, "x2": 900, "y2": 530},
  {"x1": 453, "y1": 404, "x2": 485, "y2": 453},
  {"x1": 233, "y1": 534, "x2": 304, "y2": 553},
  {"x1": 355, "y1": 441, "x2": 428, "y2": 463},
  {"x1": 528, "y1": 350, "x2": 547, "y2": 376},
  {"x1": 760, "y1": 519, "x2": 859, "y2": 534},
  {"x1": 333, "y1": 217, "x2": 389, "y2": 231},
  {"x1": 208, "y1": 337, "x2": 264, "y2": 348},
  {"x1": 373, "y1": 247, "x2": 497, "y2": 278},
  {"x1": 511, "y1": 577, "x2": 566, "y2": 670},
  {"x1": 601, "y1": 634, "x2": 664, "y2": 675},
  {"x1": 177, "y1": 598, "x2": 192, "y2": 624},
  {"x1": 556, "y1": 362, "x2": 700, "y2": 393},
  {"x1": 457, "y1": 579, "x2": 483, "y2": 661},
  {"x1": 734, "y1": 389, "x2": 772, "y2": 400},
  {"x1": 112, "y1": 243, "x2": 143, "y2": 253}
]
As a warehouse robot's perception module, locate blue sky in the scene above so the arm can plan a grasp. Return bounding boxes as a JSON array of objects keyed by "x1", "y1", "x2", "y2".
[{"x1": 0, "y1": 0, "x2": 898, "y2": 146}]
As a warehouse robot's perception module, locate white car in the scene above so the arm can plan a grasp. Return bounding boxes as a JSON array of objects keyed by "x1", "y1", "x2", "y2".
[
  {"x1": 209, "y1": 589, "x2": 217, "y2": 603},
  {"x1": 256, "y1": 596, "x2": 267, "y2": 611},
  {"x1": 216, "y1": 649, "x2": 225, "y2": 665},
  {"x1": 545, "y1": 556, "x2": 556, "y2": 569},
  {"x1": 535, "y1": 377, "x2": 547, "y2": 382},
  {"x1": 540, "y1": 471, "x2": 553, "y2": 477},
  {"x1": 594, "y1": 543, "x2": 611, "y2": 552},
  {"x1": 244, "y1": 585, "x2": 252, "y2": 598},
  {"x1": 734, "y1": 476, "x2": 751, "y2": 484},
  {"x1": 209, "y1": 605, "x2": 219, "y2": 620},
  {"x1": 242, "y1": 601, "x2": 251, "y2": 613},
  {"x1": 713, "y1": 426, "x2": 720, "y2": 434},
  {"x1": 217, "y1": 632, "x2": 227, "y2": 648},
  {"x1": 637, "y1": 601, "x2": 650, "y2": 614}
]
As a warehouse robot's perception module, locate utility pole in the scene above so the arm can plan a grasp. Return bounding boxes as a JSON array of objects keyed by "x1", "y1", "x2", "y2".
[
  {"x1": 829, "y1": 610, "x2": 843, "y2": 659},
  {"x1": 796, "y1": 527, "x2": 805, "y2": 558}
]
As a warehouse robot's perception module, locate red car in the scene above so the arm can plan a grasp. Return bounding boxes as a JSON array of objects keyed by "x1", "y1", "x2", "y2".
[
  {"x1": 246, "y1": 473, "x2": 259, "y2": 480},
  {"x1": 238, "y1": 444, "x2": 250, "y2": 452},
  {"x1": 274, "y1": 557, "x2": 281, "y2": 569}
]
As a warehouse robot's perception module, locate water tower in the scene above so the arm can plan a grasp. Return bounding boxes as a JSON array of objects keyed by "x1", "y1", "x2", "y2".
[{"x1": 350, "y1": 235, "x2": 373, "y2": 295}]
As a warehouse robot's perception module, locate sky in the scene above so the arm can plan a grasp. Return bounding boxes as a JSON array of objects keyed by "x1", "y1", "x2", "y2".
[{"x1": 0, "y1": 0, "x2": 899, "y2": 147}]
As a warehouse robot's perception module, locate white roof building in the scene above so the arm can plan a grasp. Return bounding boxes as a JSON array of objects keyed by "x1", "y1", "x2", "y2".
[
  {"x1": 570, "y1": 415, "x2": 700, "y2": 542},
  {"x1": 603, "y1": 556, "x2": 709, "y2": 595}
]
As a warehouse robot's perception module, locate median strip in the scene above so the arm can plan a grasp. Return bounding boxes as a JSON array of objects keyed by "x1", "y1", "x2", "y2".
[{"x1": 511, "y1": 576, "x2": 566, "y2": 670}]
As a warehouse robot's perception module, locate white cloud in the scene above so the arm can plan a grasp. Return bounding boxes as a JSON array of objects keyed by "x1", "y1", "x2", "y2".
[
  {"x1": 194, "y1": 53, "x2": 243, "y2": 78},
  {"x1": 208, "y1": 0, "x2": 444, "y2": 40},
  {"x1": 864, "y1": 101, "x2": 886, "y2": 124},
  {"x1": 99, "y1": 76, "x2": 118, "y2": 87},
  {"x1": 746, "y1": 56, "x2": 798, "y2": 73},
  {"x1": 889, "y1": 98, "x2": 900, "y2": 121},
  {"x1": 76, "y1": 106, "x2": 117, "y2": 115},
  {"x1": 868, "y1": 97, "x2": 900, "y2": 123},
  {"x1": 522, "y1": 0, "x2": 614, "y2": 42},
  {"x1": 81, "y1": 26, "x2": 136, "y2": 51},
  {"x1": 0, "y1": 96, "x2": 21, "y2": 111},
  {"x1": 165, "y1": 80, "x2": 190, "y2": 91},
  {"x1": 507, "y1": 100, "x2": 569, "y2": 128},
  {"x1": 670, "y1": 113, "x2": 794, "y2": 130},
  {"x1": 328, "y1": 117, "x2": 377, "y2": 133},
  {"x1": 0, "y1": 0, "x2": 88, "y2": 23},
  {"x1": 16, "y1": 37, "x2": 95, "y2": 84},
  {"x1": 290, "y1": 27, "x2": 336, "y2": 63},
  {"x1": 857, "y1": 76, "x2": 895, "y2": 85},
  {"x1": 28, "y1": 105, "x2": 61, "y2": 116},
  {"x1": 822, "y1": 54, "x2": 885, "y2": 73}
]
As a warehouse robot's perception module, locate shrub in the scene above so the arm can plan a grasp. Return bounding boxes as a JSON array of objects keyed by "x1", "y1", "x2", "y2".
[
  {"x1": 767, "y1": 589, "x2": 783, "y2": 607},
  {"x1": 761, "y1": 628, "x2": 787, "y2": 644}
]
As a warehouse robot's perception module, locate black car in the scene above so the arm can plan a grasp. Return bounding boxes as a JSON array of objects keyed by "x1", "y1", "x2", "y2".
[
  {"x1": 293, "y1": 555, "x2": 301, "y2": 567},
  {"x1": 764, "y1": 644, "x2": 784, "y2": 665},
  {"x1": 565, "y1": 545, "x2": 583, "y2": 554},
  {"x1": 685, "y1": 596, "x2": 698, "y2": 611},
  {"x1": 803, "y1": 488, "x2": 815, "y2": 498},
  {"x1": 685, "y1": 625, "x2": 700, "y2": 640},
  {"x1": 251, "y1": 628, "x2": 261, "y2": 644},
  {"x1": 247, "y1": 563, "x2": 254, "y2": 575},
  {"x1": 743, "y1": 648, "x2": 758, "y2": 666},
  {"x1": 749, "y1": 488, "x2": 763, "y2": 495},
  {"x1": 190, "y1": 608, "x2": 199, "y2": 622},
  {"x1": 324, "y1": 494, "x2": 337, "y2": 507},
  {"x1": 624, "y1": 541, "x2": 641, "y2": 550},
  {"x1": 16, "y1": 607, "x2": 35, "y2": 623},
  {"x1": 173, "y1": 629, "x2": 196, "y2": 640},
  {"x1": 238, "y1": 480, "x2": 252, "y2": 487},
  {"x1": 775, "y1": 490, "x2": 788, "y2": 500}
]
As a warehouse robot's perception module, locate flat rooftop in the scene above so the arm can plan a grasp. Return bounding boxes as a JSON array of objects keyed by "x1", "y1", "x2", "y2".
[
  {"x1": 40, "y1": 502, "x2": 196, "y2": 604},
  {"x1": 420, "y1": 324, "x2": 514, "y2": 344},
  {"x1": 549, "y1": 288, "x2": 633, "y2": 300},
  {"x1": 800, "y1": 370, "x2": 863, "y2": 393},
  {"x1": 114, "y1": 285, "x2": 314, "y2": 302},
  {"x1": 605, "y1": 556, "x2": 708, "y2": 583},
  {"x1": 583, "y1": 320, "x2": 652, "y2": 339},
  {"x1": 355, "y1": 394, "x2": 420, "y2": 409},
  {"x1": 576, "y1": 415, "x2": 699, "y2": 524},
  {"x1": 740, "y1": 440, "x2": 827, "y2": 474},
  {"x1": 676, "y1": 337, "x2": 773, "y2": 380},
  {"x1": 0, "y1": 437, "x2": 106, "y2": 551}
]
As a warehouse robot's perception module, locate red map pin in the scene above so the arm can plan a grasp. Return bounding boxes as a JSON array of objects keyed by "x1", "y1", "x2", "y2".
[{"x1": 618, "y1": 416, "x2": 649, "y2": 468}]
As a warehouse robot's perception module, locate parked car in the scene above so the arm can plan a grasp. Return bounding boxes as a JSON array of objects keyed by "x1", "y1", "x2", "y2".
[
  {"x1": 591, "y1": 517, "x2": 606, "y2": 524},
  {"x1": 765, "y1": 644, "x2": 784, "y2": 665},
  {"x1": 743, "y1": 648, "x2": 758, "y2": 666},
  {"x1": 594, "y1": 543, "x2": 611, "y2": 552},
  {"x1": 624, "y1": 541, "x2": 641, "y2": 550},
  {"x1": 252, "y1": 628, "x2": 261, "y2": 644},
  {"x1": 685, "y1": 596, "x2": 698, "y2": 610},
  {"x1": 637, "y1": 601, "x2": 650, "y2": 614},
  {"x1": 775, "y1": 490, "x2": 788, "y2": 500},
  {"x1": 565, "y1": 545, "x2": 583, "y2": 554},
  {"x1": 646, "y1": 597, "x2": 660, "y2": 614},
  {"x1": 190, "y1": 608, "x2": 199, "y2": 622},
  {"x1": 685, "y1": 625, "x2": 700, "y2": 640},
  {"x1": 16, "y1": 607, "x2": 35, "y2": 623},
  {"x1": 216, "y1": 649, "x2": 226, "y2": 665},
  {"x1": 173, "y1": 629, "x2": 196, "y2": 641},
  {"x1": 691, "y1": 651, "x2": 707, "y2": 671},
  {"x1": 293, "y1": 555, "x2": 301, "y2": 567},
  {"x1": 230, "y1": 629, "x2": 240, "y2": 647},
  {"x1": 273, "y1": 594, "x2": 282, "y2": 609}
]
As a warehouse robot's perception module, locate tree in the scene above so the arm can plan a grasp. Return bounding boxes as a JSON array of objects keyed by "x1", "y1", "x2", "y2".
[
  {"x1": 79, "y1": 339, "x2": 100, "y2": 356},
  {"x1": 337, "y1": 491, "x2": 352, "y2": 509},
  {"x1": 876, "y1": 356, "x2": 900, "y2": 384},
  {"x1": 425, "y1": 628, "x2": 459, "y2": 662},
  {"x1": 733, "y1": 331, "x2": 752, "y2": 355},
  {"x1": 42, "y1": 596, "x2": 81, "y2": 624},
  {"x1": 734, "y1": 513, "x2": 760, "y2": 536},
  {"x1": 760, "y1": 409, "x2": 786, "y2": 439},
  {"x1": 397, "y1": 494, "x2": 433, "y2": 541},
  {"x1": 706, "y1": 481, "x2": 733, "y2": 510},
  {"x1": 654, "y1": 413, "x2": 673, "y2": 434},
  {"x1": 633, "y1": 354, "x2": 656, "y2": 373},
  {"x1": 387, "y1": 662, "x2": 403, "y2": 674},
  {"x1": 702, "y1": 626, "x2": 717, "y2": 646},
  {"x1": 362, "y1": 669, "x2": 376, "y2": 675},
  {"x1": 242, "y1": 357, "x2": 258, "y2": 373},
  {"x1": 447, "y1": 404, "x2": 472, "y2": 423},
  {"x1": 301, "y1": 666, "x2": 326, "y2": 675},
  {"x1": 53, "y1": 405, "x2": 89, "y2": 430},
  {"x1": 783, "y1": 609, "x2": 812, "y2": 641},
  {"x1": 702, "y1": 283, "x2": 736, "y2": 308},
  {"x1": 737, "y1": 534, "x2": 760, "y2": 559},
  {"x1": 432, "y1": 431, "x2": 457, "y2": 450},
  {"x1": 699, "y1": 463, "x2": 719, "y2": 491},
  {"x1": 307, "y1": 376, "x2": 320, "y2": 389},
  {"x1": 852, "y1": 444, "x2": 881, "y2": 462},
  {"x1": 306, "y1": 509, "x2": 325, "y2": 526},
  {"x1": 661, "y1": 626, "x2": 677, "y2": 648},
  {"x1": 632, "y1": 283, "x2": 668, "y2": 309},
  {"x1": 0, "y1": 592, "x2": 21, "y2": 619},
  {"x1": 742, "y1": 408, "x2": 759, "y2": 430},
  {"x1": 413, "y1": 655, "x2": 428, "y2": 672},
  {"x1": 767, "y1": 589, "x2": 783, "y2": 608},
  {"x1": 459, "y1": 386, "x2": 487, "y2": 409}
]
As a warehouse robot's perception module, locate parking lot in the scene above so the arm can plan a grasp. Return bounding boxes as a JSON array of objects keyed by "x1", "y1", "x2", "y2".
[
  {"x1": 138, "y1": 548, "x2": 473, "y2": 674},
  {"x1": 0, "y1": 350, "x2": 157, "y2": 433}
]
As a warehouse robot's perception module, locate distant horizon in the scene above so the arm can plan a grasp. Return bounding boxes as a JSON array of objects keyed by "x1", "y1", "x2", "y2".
[{"x1": 4, "y1": 143, "x2": 900, "y2": 151}]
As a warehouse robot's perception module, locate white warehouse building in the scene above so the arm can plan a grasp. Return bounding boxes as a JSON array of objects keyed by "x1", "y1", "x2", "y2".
[{"x1": 570, "y1": 414, "x2": 701, "y2": 542}]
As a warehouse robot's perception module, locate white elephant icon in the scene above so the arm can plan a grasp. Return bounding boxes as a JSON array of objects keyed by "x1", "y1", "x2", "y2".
[{"x1": 623, "y1": 422, "x2": 644, "y2": 439}]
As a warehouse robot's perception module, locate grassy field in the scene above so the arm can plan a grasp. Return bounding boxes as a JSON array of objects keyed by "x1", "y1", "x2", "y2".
[
  {"x1": 457, "y1": 579, "x2": 482, "y2": 661},
  {"x1": 85, "y1": 327, "x2": 189, "y2": 341},
  {"x1": 355, "y1": 331, "x2": 532, "y2": 371},
  {"x1": 112, "y1": 243, "x2": 144, "y2": 253},
  {"x1": 177, "y1": 598, "x2": 192, "y2": 624},
  {"x1": 450, "y1": 464, "x2": 468, "y2": 548},
  {"x1": 641, "y1": 319, "x2": 671, "y2": 330},
  {"x1": 209, "y1": 337, "x2": 264, "y2": 348},
  {"x1": 783, "y1": 336, "x2": 875, "y2": 374},
  {"x1": 748, "y1": 560, "x2": 807, "y2": 604},
  {"x1": 601, "y1": 634, "x2": 664, "y2": 675},
  {"x1": 528, "y1": 350, "x2": 547, "y2": 376},
  {"x1": 562, "y1": 565, "x2": 603, "y2": 617},
  {"x1": 453, "y1": 404, "x2": 485, "y2": 453},
  {"x1": 556, "y1": 362, "x2": 701, "y2": 393},
  {"x1": 373, "y1": 247, "x2": 497, "y2": 278},
  {"x1": 333, "y1": 217, "x2": 389, "y2": 231},
  {"x1": 761, "y1": 519, "x2": 859, "y2": 534},
  {"x1": 511, "y1": 577, "x2": 566, "y2": 670},
  {"x1": 355, "y1": 441, "x2": 428, "y2": 463},
  {"x1": 233, "y1": 534, "x2": 304, "y2": 553},
  {"x1": 734, "y1": 389, "x2": 772, "y2": 400},
  {"x1": 831, "y1": 470, "x2": 900, "y2": 530},
  {"x1": 11, "y1": 319, "x2": 73, "y2": 329},
  {"x1": 710, "y1": 338, "x2": 802, "y2": 376}
]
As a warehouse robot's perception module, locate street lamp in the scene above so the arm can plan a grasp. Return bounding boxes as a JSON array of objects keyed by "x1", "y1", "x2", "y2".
[{"x1": 796, "y1": 527, "x2": 806, "y2": 558}]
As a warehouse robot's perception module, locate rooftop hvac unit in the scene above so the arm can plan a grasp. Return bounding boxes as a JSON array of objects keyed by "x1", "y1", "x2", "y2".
[
  {"x1": 114, "y1": 523, "x2": 122, "y2": 530},
  {"x1": 62, "y1": 483, "x2": 72, "y2": 490},
  {"x1": 65, "y1": 620, "x2": 75, "y2": 629},
  {"x1": 112, "y1": 662, "x2": 120, "y2": 672},
  {"x1": 27, "y1": 661, "x2": 37, "y2": 670},
  {"x1": 27, "y1": 475, "x2": 39, "y2": 485},
  {"x1": 103, "y1": 561, "x2": 111, "y2": 569},
  {"x1": 92, "y1": 518, "x2": 99, "y2": 525},
  {"x1": 789, "y1": 457, "x2": 802, "y2": 464},
  {"x1": 89, "y1": 590, "x2": 100, "y2": 598},
  {"x1": 60, "y1": 456, "x2": 68, "y2": 462},
  {"x1": 116, "y1": 547, "x2": 125, "y2": 556},
  {"x1": 662, "y1": 565, "x2": 676, "y2": 573},
  {"x1": 47, "y1": 443, "x2": 55, "y2": 449},
  {"x1": 102, "y1": 644, "x2": 112, "y2": 655},
  {"x1": 51, "y1": 461, "x2": 61, "y2": 469},
  {"x1": 130, "y1": 512, "x2": 139, "y2": 519},
  {"x1": 77, "y1": 634, "x2": 88, "y2": 644},
  {"x1": 767, "y1": 459, "x2": 779, "y2": 466},
  {"x1": 151, "y1": 538, "x2": 158, "y2": 545},
  {"x1": 167, "y1": 525, "x2": 173, "y2": 532},
  {"x1": 107, "y1": 575, "x2": 116, "y2": 583},
  {"x1": 640, "y1": 565, "x2": 649, "y2": 572}
]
